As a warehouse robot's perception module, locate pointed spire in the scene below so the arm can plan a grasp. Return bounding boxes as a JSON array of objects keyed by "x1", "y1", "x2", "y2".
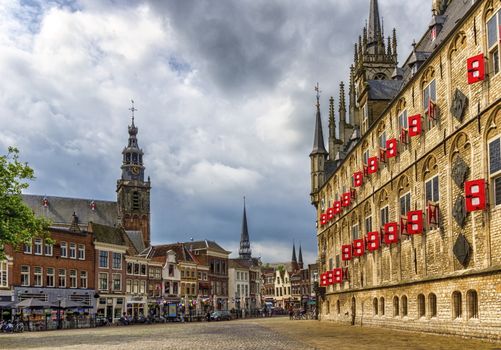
[
  {"x1": 238, "y1": 196, "x2": 252, "y2": 260},
  {"x1": 292, "y1": 242, "x2": 297, "y2": 263},
  {"x1": 392, "y1": 28, "x2": 398, "y2": 58},
  {"x1": 367, "y1": 0, "x2": 382, "y2": 48},
  {"x1": 310, "y1": 83, "x2": 328, "y2": 156},
  {"x1": 387, "y1": 36, "x2": 392, "y2": 55},
  {"x1": 329, "y1": 96, "x2": 335, "y2": 138},
  {"x1": 298, "y1": 245, "x2": 304, "y2": 269},
  {"x1": 354, "y1": 43, "x2": 358, "y2": 64},
  {"x1": 339, "y1": 82, "x2": 346, "y2": 113}
]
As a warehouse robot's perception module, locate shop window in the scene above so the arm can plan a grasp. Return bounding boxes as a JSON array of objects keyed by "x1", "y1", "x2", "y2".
[
  {"x1": 487, "y1": 9, "x2": 501, "y2": 75},
  {"x1": 452, "y1": 291, "x2": 462, "y2": 319},
  {"x1": 466, "y1": 290, "x2": 478, "y2": 319},
  {"x1": 429, "y1": 293, "x2": 437, "y2": 318},
  {"x1": 418, "y1": 294, "x2": 426, "y2": 318}
]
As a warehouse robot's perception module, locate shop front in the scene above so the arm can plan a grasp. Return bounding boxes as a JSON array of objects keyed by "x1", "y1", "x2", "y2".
[
  {"x1": 126, "y1": 295, "x2": 148, "y2": 319},
  {"x1": 96, "y1": 295, "x2": 125, "y2": 323}
]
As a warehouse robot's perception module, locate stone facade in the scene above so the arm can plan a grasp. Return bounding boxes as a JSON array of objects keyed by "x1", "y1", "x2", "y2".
[{"x1": 310, "y1": 0, "x2": 501, "y2": 340}]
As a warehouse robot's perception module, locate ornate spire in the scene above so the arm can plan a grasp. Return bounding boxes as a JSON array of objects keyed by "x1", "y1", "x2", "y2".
[
  {"x1": 292, "y1": 242, "x2": 297, "y2": 263},
  {"x1": 298, "y1": 245, "x2": 304, "y2": 269},
  {"x1": 367, "y1": 0, "x2": 382, "y2": 52},
  {"x1": 387, "y1": 36, "x2": 392, "y2": 55},
  {"x1": 392, "y1": 28, "x2": 398, "y2": 58},
  {"x1": 310, "y1": 83, "x2": 328, "y2": 156},
  {"x1": 329, "y1": 96, "x2": 335, "y2": 137},
  {"x1": 339, "y1": 82, "x2": 346, "y2": 113},
  {"x1": 121, "y1": 99, "x2": 145, "y2": 181},
  {"x1": 238, "y1": 197, "x2": 252, "y2": 260}
]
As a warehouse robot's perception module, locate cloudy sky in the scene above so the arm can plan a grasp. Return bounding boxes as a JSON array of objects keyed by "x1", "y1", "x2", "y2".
[{"x1": 0, "y1": 0, "x2": 430, "y2": 264}]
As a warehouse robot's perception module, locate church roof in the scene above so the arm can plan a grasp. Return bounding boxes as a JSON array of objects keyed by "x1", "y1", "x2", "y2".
[
  {"x1": 91, "y1": 223, "x2": 126, "y2": 246},
  {"x1": 125, "y1": 230, "x2": 146, "y2": 253},
  {"x1": 367, "y1": 80, "x2": 403, "y2": 100},
  {"x1": 22, "y1": 194, "x2": 118, "y2": 227}
]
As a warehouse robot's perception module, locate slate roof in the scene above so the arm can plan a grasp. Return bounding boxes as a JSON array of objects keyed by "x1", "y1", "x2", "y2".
[
  {"x1": 125, "y1": 230, "x2": 145, "y2": 253},
  {"x1": 22, "y1": 194, "x2": 118, "y2": 227},
  {"x1": 367, "y1": 80, "x2": 403, "y2": 100},
  {"x1": 150, "y1": 243, "x2": 196, "y2": 264},
  {"x1": 186, "y1": 240, "x2": 231, "y2": 254},
  {"x1": 91, "y1": 223, "x2": 126, "y2": 246}
]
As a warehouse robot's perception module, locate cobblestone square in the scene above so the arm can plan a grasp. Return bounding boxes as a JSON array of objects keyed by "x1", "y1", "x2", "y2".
[{"x1": 0, "y1": 318, "x2": 499, "y2": 350}]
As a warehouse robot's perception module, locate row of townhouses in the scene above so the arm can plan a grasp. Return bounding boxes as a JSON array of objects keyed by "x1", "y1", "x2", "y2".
[{"x1": 0, "y1": 112, "x2": 315, "y2": 322}]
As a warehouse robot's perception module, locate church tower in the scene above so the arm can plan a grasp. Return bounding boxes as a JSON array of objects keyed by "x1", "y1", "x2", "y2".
[
  {"x1": 117, "y1": 101, "x2": 151, "y2": 247},
  {"x1": 238, "y1": 198, "x2": 252, "y2": 260},
  {"x1": 291, "y1": 243, "x2": 299, "y2": 272},
  {"x1": 310, "y1": 83, "x2": 328, "y2": 205},
  {"x1": 352, "y1": 0, "x2": 399, "y2": 134}
]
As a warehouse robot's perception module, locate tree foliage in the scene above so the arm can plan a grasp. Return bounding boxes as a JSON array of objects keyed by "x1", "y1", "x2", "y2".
[{"x1": 0, "y1": 147, "x2": 50, "y2": 259}]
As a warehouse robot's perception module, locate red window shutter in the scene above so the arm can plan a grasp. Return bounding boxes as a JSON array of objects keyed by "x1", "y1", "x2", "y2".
[
  {"x1": 426, "y1": 202, "x2": 439, "y2": 227},
  {"x1": 407, "y1": 210, "x2": 423, "y2": 234},
  {"x1": 408, "y1": 114, "x2": 422, "y2": 137},
  {"x1": 386, "y1": 138, "x2": 398, "y2": 158},
  {"x1": 341, "y1": 244, "x2": 352, "y2": 261},
  {"x1": 352, "y1": 238, "x2": 365, "y2": 256},
  {"x1": 320, "y1": 213, "x2": 328, "y2": 226},
  {"x1": 320, "y1": 272, "x2": 328, "y2": 286},
  {"x1": 326, "y1": 270, "x2": 334, "y2": 285},
  {"x1": 326, "y1": 207, "x2": 335, "y2": 221},
  {"x1": 383, "y1": 222, "x2": 399, "y2": 244},
  {"x1": 341, "y1": 192, "x2": 351, "y2": 207},
  {"x1": 353, "y1": 171, "x2": 363, "y2": 187},
  {"x1": 427, "y1": 100, "x2": 437, "y2": 121},
  {"x1": 333, "y1": 268, "x2": 343, "y2": 283},
  {"x1": 465, "y1": 179, "x2": 487, "y2": 212},
  {"x1": 333, "y1": 200, "x2": 341, "y2": 215},
  {"x1": 366, "y1": 231, "x2": 380, "y2": 251},
  {"x1": 467, "y1": 54, "x2": 485, "y2": 84},
  {"x1": 368, "y1": 156, "x2": 378, "y2": 174},
  {"x1": 400, "y1": 129, "x2": 409, "y2": 144}
]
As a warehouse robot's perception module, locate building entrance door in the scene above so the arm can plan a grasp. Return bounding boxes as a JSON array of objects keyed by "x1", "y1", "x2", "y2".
[{"x1": 106, "y1": 305, "x2": 113, "y2": 322}]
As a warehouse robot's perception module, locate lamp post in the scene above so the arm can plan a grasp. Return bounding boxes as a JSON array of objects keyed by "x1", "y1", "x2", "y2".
[
  {"x1": 312, "y1": 272, "x2": 324, "y2": 321},
  {"x1": 57, "y1": 296, "x2": 62, "y2": 330}
]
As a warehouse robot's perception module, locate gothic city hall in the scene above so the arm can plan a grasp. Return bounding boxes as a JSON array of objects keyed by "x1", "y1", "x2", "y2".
[{"x1": 310, "y1": 0, "x2": 501, "y2": 339}]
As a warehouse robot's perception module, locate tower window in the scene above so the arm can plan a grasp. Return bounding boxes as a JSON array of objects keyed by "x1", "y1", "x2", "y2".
[
  {"x1": 132, "y1": 153, "x2": 138, "y2": 164},
  {"x1": 126, "y1": 153, "x2": 131, "y2": 163},
  {"x1": 132, "y1": 192, "x2": 140, "y2": 210}
]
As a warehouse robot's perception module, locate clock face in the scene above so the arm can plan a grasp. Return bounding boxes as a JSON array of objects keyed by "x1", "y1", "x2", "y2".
[{"x1": 131, "y1": 166, "x2": 140, "y2": 175}]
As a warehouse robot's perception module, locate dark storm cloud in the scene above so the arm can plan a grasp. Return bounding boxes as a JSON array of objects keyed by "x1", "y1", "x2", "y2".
[{"x1": 1, "y1": 0, "x2": 430, "y2": 263}]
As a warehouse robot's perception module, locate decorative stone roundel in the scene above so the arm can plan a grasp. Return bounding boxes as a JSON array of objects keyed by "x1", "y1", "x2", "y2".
[{"x1": 453, "y1": 195, "x2": 467, "y2": 228}]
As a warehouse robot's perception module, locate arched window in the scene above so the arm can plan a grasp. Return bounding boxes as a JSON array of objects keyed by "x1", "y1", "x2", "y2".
[
  {"x1": 429, "y1": 293, "x2": 437, "y2": 318},
  {"x1": 373, "y1": 297, "x2": 378, "y2": 316},
  {"x1": 417, "y1": 294, "x2": 426, "y2": 318},
  {"x1": 379, "y1": 297, "x2": 385, "y2": 316},
  {"x1": 466, "y1": 290, "x2": 478, "y2": 319},
  {"x1": 401, "y1": 295, "x2": 408, "y2": 317},
  {"x1": 393, "y1": 296, "x2": 399, "y2": 317},
  {"x1": 452, "y1": 291, "x2": 462, "y2": 319},
  {"x1": 337, "y1": 300, "x2": 341, "y2": 315}
]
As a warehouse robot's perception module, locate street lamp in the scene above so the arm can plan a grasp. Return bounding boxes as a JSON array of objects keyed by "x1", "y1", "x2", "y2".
[{"x1": 57, "y1": 296, "x2": 62, "y2": 330}]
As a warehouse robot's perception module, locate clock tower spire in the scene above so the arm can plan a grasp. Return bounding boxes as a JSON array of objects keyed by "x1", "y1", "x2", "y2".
[{"x1": 117, "y1": 100, "x2": 151, "y2": 247}]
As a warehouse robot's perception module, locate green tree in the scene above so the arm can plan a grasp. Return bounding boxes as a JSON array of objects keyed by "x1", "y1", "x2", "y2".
[{"x1": 0, "y1": 147, "x2": 50, "y2": 259}]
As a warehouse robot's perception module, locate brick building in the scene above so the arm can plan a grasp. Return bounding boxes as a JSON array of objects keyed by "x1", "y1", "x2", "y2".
[
  {"x1": 6, "y1": 215, "x2": 95, "y2": 307},
  {"x1": 309, "y1": 0, "x2": 501, "y2": 340}
]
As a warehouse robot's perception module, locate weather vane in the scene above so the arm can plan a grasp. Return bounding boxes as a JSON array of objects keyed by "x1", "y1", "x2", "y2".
[
  {"x1": 129, "y1": 99, "x2": 137, "y2": 123},
  {"x1": 315, "y1": 82, "x2": 321, "y2": 108}
]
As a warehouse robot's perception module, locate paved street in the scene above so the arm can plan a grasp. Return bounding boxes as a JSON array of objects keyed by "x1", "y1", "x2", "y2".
[{"x1": 0, "y1": 317, "x2": 499, "y2": 350}]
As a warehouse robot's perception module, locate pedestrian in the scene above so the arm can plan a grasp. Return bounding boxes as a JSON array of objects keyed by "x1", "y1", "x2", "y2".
[
  {"x1": 206, "y1": 311, "x2": 211, "y2": 322},
  {"x1": 289, "y1": 308, "x2": 293, "y2": 320}
]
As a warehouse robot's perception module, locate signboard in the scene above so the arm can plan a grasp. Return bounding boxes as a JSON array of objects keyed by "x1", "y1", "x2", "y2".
[{"x1": 168, "y1": 303, "x2": 177, "y2": 318}]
